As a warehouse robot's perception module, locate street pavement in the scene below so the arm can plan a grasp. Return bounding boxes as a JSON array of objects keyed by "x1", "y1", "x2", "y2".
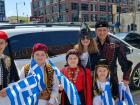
[{"x1": 133, "y1": 90, "x2": 140, "y2": 105}]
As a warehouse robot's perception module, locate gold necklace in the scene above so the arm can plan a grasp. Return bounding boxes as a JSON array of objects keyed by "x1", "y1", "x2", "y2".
[{"x1": 68, "y1": 67, "x2": 79, "y2": 83}]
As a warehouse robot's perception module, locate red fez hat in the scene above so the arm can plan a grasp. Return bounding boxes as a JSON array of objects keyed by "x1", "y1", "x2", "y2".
[
  {"x1": 32, "y1": 43, "x2": 48, "y2": 54},
  {"x1": 0, "y1": 31, "x2": 8, "y2": 40}
]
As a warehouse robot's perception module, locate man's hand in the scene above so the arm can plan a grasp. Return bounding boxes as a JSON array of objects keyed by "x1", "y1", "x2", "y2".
[
  {"x1": 123, "y1": 80, "x2": 129, "y2": 86},
  {"x1": 0, "y1": 88, "x2": 7, "y2": 97}
]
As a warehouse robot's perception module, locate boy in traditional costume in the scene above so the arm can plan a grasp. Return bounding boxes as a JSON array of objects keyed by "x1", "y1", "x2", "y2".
[
  {"x1": 0, "y1": 31, "x2": 19, "y2": 97},
  {"x1": 20, "y1": 43, "x2": 59, "y2": 105}
]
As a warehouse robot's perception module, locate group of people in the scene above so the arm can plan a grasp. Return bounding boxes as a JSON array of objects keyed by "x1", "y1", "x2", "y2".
[{"x1": 0, "y1": 21, "x2": 133, "y2": 105}]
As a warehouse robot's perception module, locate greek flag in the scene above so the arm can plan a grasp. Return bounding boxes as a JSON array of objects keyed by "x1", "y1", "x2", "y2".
[
  {"x1": 118, "y1": 82, "x2": 134, "y2": 105},
  {"x1": 101, "y1": 82, "x2": 113, "y2": 105},
  {"x1": 6, "y1": 58, "x2": 46, "y2": 105},
  {"x1": 47, "y1": 59, "x2": 81, "y2": 105}
]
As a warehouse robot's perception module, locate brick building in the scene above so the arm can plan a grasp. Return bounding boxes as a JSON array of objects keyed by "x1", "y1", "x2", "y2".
[
  {"x1": 0, "y1": 0, "x2": 6, "y2": 21},
  {"x1": 31, "y1": 0, "x2": 128, "y2": 23}
]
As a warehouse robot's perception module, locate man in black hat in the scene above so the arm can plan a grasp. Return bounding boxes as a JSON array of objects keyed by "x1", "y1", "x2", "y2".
[{"x1": 95, "y1": 21, "x2": 133, "y2": 99}]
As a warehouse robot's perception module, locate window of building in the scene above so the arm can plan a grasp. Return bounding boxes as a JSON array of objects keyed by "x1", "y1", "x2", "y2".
[
  {"x1": 53, "y1": 5, "x2": 58, "y2": 12},
  {"x1": 99, "y1": 0, "x2": 106, "y2": 2},
  {"x1": 82, "y1": 14, "x2": 89, "y2": 22},
  {"x1": 108, "y1": 5, "x2": 112, "y2": 12},
  {"x1": 91, "y1": 14, "x2": 97, "y2": 22},
  {"x1": 40, "y1": 9, "x2": 44, "y2": 16},
  {"x1": 99, "y1": 14, "x2": 107, "y2": 21},
  {"x1": 100, "y1": 5, "x2": 106, "y2": 11},
  {"x1": 81, "y1": 3, "x2": 89, "y2": 11},
  {"x1": 71, "y1": 3, "x2": 79, "y2": 10},
  {"x1": 107, "y1": 0, "x2": 114, "y2": 3},
  {"x1": 33, "y1": 2, "x2": 38, "y2": 9},
  {"x1": 108, "y1": 14, "x2": 112, "y2": 22},
  {"x1": 91, "y1": 4, "x2": 93, "y2": 11},
  {"x1": 45, "y1": 0, "x2": 50, "y2": 5},
  {"x1": 72, "y1": 13, "x2": 79, "y2": 22},
  {"x1": 60, "y1": 3, "x2": 66, "y2": 12},
  {"x1": 39, "y1": 1, "x2": 44, "y2": 8},
  {"x1": 93, "y1": 4, "x2": 97, "y2": 11},
  {"x1": 46, "y1": 7, "x2": 50, "y2": 14},
  {"x1": 91, "y1": 14, "x2": 93, "y2": 22}
]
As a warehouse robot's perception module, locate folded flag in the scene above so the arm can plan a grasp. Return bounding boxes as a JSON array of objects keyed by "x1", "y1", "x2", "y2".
[
  {"x1": 118, "y1": 82, "x2": 134, "y2": 105},
  {"x1": 6, "y1": 58, "x2": 46, "y2": 105}
]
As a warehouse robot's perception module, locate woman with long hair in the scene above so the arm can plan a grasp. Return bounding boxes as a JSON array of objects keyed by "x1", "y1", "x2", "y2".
[{"x1": 74, "y1": 23, "x2": 99, "y2": 72}]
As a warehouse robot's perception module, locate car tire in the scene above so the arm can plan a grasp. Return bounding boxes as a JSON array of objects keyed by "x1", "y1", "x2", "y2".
[{"x1": 130, "y1": 63, "x2": 140, "y2": 90}]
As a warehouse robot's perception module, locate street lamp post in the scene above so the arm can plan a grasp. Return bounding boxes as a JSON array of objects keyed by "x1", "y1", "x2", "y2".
[
  {"x1": 16, "y1": 2, "x2": 25, "y2": 23},
  {"x1": 16, "y1": 3, "x2": 19, "y2": 23}
]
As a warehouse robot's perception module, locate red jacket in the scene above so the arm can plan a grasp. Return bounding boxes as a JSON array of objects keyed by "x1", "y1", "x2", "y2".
[{"x1": 60, "y1": 66, "x2": 92, "y2": 105}]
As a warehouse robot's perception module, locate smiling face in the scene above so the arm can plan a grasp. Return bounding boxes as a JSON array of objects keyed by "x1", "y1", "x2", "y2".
[
  {"x1": 96, "y1": 66, "x2": 109, "y2": 82},
  {"x1": 96, "y1": 27, "x2": 109, "y2": 42},
  {"x1": 0, "y1": 39, "x2": 7, "y2": 55},
  {"x1": 80, "y1": 36, "x2": 91, "y2": 48},
  {"x1": 33, "y1": 51, "x2": 47, "y2": 66},
  {"x1": 67, "y1": 54, "x2": 79, "y2": 68}
]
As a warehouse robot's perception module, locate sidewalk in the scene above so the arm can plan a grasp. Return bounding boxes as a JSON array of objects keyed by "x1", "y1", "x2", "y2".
[{"x1": 132, "y1": 90, "x2": 140, "y2": 105}]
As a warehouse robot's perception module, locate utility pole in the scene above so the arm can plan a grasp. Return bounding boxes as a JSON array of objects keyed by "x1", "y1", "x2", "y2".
[
  {"x1": 58, "y1": 0, "x2": 61, "y2": 22},
  {"x1": 16, "y1": 2, "x2": 25, "y2": 23},
  {"x1": 16, "y1": 3, "x2": 19, "y2": 23}
]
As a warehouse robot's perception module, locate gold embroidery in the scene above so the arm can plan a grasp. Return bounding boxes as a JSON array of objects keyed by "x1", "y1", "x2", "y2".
[
  {"x1": 24, "y1": 63, "x2": 54, "y2": 100},
  {"x1": 67, "y1": 67, "x2": 79, "y2": 83}
]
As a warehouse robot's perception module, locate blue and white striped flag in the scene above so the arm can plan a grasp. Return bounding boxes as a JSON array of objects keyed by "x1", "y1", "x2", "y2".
[
  {"x1": 118, "y1": 82, "x2": 134, "y2": 105},
  {"x1": 47, "y1": 59, "x2": 81, "y2": 105},
  {"x1": 6, "y1": 58, "x2": 46, "y2": 105},
  {"x1": 101, "y1": 81, "x2": 113, "y2": 105},
  {"x1": 28, "y1": 58, "x2": 46, "y2": 91}
]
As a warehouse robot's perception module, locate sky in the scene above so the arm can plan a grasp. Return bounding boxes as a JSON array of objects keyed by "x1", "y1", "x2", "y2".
[{"x1": 5, "y1": 0, "x2": 32, "y2": 17}]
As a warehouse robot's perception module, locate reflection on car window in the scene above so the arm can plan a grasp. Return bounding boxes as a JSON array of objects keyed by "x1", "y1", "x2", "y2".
[
  {"x1": 124, "y1": 33, "x2": 140, "y2": 49},
  {"x1": 6, "y1": 31, "x2": 79, "y2": 59}
]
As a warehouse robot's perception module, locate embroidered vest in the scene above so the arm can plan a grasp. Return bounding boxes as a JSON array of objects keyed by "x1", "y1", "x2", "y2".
[{"x1": 24, "y1": 63, "x2": 54, "y2": 100}]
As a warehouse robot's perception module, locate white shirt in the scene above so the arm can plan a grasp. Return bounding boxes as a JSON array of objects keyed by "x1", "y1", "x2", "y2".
[
  {"x1": 93, "y1": 80, "x2": 115, "y2": 105},
  {"x1": 20, "y1": 63, "x2": 59, "y2": 105},
  {"x1": 80, "y1": 52, "x2": 89, "y2": 68}
]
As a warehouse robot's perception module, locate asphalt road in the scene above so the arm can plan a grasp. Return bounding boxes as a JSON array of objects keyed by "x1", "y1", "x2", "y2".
[{"x1": 133, "y1": 90, "x2": 140, "y2": 105}]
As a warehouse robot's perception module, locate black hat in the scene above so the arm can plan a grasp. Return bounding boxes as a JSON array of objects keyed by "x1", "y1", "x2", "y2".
[
  {"x1": 79, "y1": 22, "x2": 93, "y2": 38},
  {"x1": 95, "y1": 21, "x2": 109, "y2": 29},
  {"x1": 96, "y1": 59, "x2": 108, "y2": 67}
]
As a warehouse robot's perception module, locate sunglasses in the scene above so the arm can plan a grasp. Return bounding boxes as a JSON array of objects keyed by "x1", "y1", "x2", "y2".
[{"x1": 81, "y1": 36, "x2": 90, "y2": 40}]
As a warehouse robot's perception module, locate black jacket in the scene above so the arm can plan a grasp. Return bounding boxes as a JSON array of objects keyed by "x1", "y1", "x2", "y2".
[
  {"x1": 86, "y1": 52, "x2": 100, "y2": 71},
  {"x1": 96, "y1": 35, "x2": 133, "y2": 98}
]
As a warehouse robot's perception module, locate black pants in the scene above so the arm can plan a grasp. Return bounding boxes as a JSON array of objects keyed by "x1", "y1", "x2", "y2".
[{"x1": 61, "y1": 90, "x2": 86, "y2": 105}]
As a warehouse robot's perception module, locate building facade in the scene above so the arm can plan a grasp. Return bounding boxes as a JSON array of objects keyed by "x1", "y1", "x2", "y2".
[
  {"x1": 0, "y1": 0, "x2": 5, "y2": 21},
  {"x1": 31, "y1": 0, "x2": 128, "y2": 23}
]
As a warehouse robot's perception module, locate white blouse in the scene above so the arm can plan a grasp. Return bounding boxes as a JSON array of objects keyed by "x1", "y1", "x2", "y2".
[
  {"x1": 20, "y1": 64, "x2": 59, "y2": 105},
  {"x1": 93, "y1": 80, "x2": 115, "y2": 105},
  {"x1": 80, "y1": 52, "x2": 89, "y2": 68}
]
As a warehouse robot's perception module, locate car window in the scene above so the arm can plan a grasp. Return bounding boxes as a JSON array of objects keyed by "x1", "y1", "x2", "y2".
[
  {"x1": 124, "y1": 33, "x2": 140, "y2": 49},
  {"x1": 5, "y1": 30, "x2": 79, "y2": 59}
]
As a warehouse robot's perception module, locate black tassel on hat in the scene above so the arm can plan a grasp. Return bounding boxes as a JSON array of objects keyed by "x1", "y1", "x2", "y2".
[{"x1": 79, "y1": 22, "x2": 93, "y2": 39}]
